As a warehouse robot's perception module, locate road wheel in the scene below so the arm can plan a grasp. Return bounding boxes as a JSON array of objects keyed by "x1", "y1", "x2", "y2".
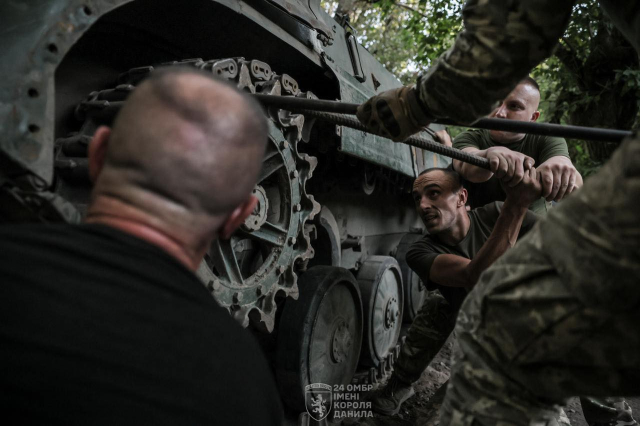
[
  {"x1": 276, "y1": 266, "x2": 363, "y2": 411},
  {"x1": 357, "y1": 255, "x2": 403, "y2": 367}
]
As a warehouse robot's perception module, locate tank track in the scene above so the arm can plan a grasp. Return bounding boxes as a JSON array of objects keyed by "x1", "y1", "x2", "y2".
[
  {"x1": 351, "y1": 336, "x2": 406, "y2": 387},
  {"x1": 55, "y1": 58, "x2": 321, "y2": 332}
]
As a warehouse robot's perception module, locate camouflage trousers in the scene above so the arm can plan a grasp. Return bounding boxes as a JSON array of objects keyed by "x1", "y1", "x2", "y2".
[
  {"x1": 439, "y1": 137, "x2": 640, "y2": 426},
  {"x1": 394, "y1": 290, "x2": 460, "y2": 384}
]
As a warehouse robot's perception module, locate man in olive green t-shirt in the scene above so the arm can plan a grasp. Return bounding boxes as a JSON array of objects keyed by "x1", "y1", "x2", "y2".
[
  {"x1": 452, "y1": 77, "x2": 583, "y2": 214},
  {"x1": 370, "y1": 167, "x2": 541, "y2": 416}
]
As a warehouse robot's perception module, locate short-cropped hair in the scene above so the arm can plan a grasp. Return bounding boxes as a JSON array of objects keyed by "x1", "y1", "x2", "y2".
[
  {"x1": 520, "y1": 76, "x2": 540, "y2": 93},
  {"x1": 417, "y1": 167, "x2": 464, "y2": 193}
]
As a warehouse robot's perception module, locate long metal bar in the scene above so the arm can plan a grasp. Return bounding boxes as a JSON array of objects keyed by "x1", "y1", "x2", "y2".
[
  {"x1": 299, "y1": 110, "x2": 491, "y2": 170},
  {"x1": 435, "y1": 118, "x2": 632, "y2": 143},
  {"x1": 253, "y1": 94, "x2": 633, "y2": 143},
  {"x1": 253, "y1": 94, "x2": 359, "y2": 114}
]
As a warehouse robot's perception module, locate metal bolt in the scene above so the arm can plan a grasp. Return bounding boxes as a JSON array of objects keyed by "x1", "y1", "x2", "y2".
[
  {"x1": 278, "y1": 265, "x2": 286, "y2": 275},
  {"x1": 288, "y1": 237, "x2": 297, "y2": 245},
  {"x1": 281, "y1": 140, "x2": 289, "y2": 150},
  {"x1": 290, "y1": 170, "x2": 299, "y2": 179},
  {"x1": 294, "y1": 204, "x2": 302, "y2": 212}
]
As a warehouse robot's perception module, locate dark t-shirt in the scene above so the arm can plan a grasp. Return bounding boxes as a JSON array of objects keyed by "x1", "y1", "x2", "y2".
[
  {"x1": 453, "y1": 129, "x2": 569, "y2": 214},
  {"x1": 406, "y1": 202, "x2": 538, "y2": 307},
  {"x1": 0, "y1": 224, "x2": 282, "y2": 425}
]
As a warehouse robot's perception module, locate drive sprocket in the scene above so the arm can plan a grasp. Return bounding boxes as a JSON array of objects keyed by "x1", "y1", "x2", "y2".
[{"x1": 56, "y1": 58, "x2": 320, "y2": 332}]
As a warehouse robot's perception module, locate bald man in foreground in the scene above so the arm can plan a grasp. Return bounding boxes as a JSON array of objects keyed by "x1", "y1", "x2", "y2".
[{"x1": 0, "y1": 68, "x2": 282, "y2": 425}]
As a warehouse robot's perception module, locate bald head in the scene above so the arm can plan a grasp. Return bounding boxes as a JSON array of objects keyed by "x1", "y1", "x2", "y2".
[
  {"x1": 91, "y1": 67, "x2": 268, "y2": 241},
  {"x1": 489, "y1": 77, "x2": 541, "y2": 144}
]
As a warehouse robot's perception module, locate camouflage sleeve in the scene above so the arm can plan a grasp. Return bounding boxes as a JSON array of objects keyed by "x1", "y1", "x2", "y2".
[
  {"x1": 416, "y1": 0, "x2": 575, "y2": 124},
  {"x1": 537, "y1": 137, "x2": 640, "y2": 311}
]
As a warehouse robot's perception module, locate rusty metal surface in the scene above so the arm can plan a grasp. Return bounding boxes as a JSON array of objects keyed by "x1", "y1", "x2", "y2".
[
  {"x1": 0, "y1": 0, "x2": 130, "y2": 185},
  {"x1": 0, "y1": 0, "x2": 324, "y2": 186},
  {"x1": 0, "y1": 0, "x2": 445, "y2": 187}
]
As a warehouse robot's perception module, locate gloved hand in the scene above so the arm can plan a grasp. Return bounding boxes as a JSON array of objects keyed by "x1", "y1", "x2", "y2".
[{"x1": 356, "y1": 86, "x2": 433, "y2": 142}]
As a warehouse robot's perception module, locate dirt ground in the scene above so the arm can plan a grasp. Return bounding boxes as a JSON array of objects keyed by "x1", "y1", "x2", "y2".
[
  {"x1": 355, "y1": 337, "x2": 454, "y2": 426},
  {"x1": 336, "y1": 337, "x2": 639, "y2": 426}
]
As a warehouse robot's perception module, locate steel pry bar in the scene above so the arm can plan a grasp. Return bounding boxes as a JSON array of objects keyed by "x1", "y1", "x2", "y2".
[{"x1": 253, "y1": 94, "x2": 632, "y2": 143}]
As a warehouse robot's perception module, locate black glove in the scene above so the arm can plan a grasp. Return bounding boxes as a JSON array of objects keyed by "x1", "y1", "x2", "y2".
[{"x1": 356, "y1": 86, "x2": 433, "y2": 142}]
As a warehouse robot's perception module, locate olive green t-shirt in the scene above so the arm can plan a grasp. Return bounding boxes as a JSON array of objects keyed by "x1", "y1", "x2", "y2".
[
  {"x1": 453, "y1": 129, "x2": 570, "y2": 214},
  {"x1": 406, "y1": 201, "x2": 538, "y2": 308}
]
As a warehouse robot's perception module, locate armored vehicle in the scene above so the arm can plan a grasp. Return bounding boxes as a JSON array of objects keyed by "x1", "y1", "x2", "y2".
[{"x1": 0, "y1": 0, "x2": 450, "y2": 412}]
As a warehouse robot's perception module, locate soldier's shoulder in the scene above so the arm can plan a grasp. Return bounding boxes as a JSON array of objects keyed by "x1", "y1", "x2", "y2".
[{"x1": 453, "y1": 129, "x2": 490, "y2": 148}]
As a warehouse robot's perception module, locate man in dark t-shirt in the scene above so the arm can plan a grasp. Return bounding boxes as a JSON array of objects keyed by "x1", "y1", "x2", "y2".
[
  {"x1": 452, "y1": 78, "x2": 582, "y2": 214},
  {"x1": 371, "y1": 166, "x2": 540, "y2": 416},
  {"x1": 0, "y1": 68, "x2": 282, "y2": 424}
]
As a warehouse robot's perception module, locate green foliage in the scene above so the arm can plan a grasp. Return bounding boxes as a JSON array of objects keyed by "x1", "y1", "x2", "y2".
[
  {"x1": 566, "y1": 140, "x2": 602, "y2": 178},
  {"x1": 614, "y1": 68, "x2": 640, "y2": 115},
  {"x1": 530, "y1": 1, "x2": 639, "y2": 174},
  {"x1": 322, "y1": 0, "x2": 638, "y2": 175},
  {"x1": 322, "y1": 0, "x2": 463, "y2": 83}
]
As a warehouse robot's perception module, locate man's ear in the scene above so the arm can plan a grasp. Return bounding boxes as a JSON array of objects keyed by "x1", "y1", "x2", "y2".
[
  {"x1": 219, "y1": 195, "x2": 258, "y2": 240},
  {"x1": 530, "y1": 111, "x2": 540, "y2": 122},
  {"x1": 88, "y1": 126, "x2": 111, "y2": 183},
  {"x1": 457, "y1": 188, "x2": 468, "y2": 207}
]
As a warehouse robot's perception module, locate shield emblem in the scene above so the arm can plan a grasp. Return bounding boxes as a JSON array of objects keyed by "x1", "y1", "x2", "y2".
[{"x1": 305, "y1": 383, "x2": 332, "y2": 421}]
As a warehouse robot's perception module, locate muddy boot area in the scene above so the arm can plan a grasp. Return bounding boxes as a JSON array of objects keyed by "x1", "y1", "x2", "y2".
[
  {"x1": 282, "y1": 331, "x2": 640, "y2": 426},
  {"x1": 285, "y1": 333, "x2": 640, "y2": 426}
]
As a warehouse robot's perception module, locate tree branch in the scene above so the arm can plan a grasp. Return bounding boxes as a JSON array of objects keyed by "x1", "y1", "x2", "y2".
[
  {"x1": 393, "y1": 2, "x2": 429, "y2": 19},
  {"x1": 363, "y1": 0, "x2": 430, "y2": 19},
  {"x1": 554, "y1": 38, "x2": 587, "y2": 92}
]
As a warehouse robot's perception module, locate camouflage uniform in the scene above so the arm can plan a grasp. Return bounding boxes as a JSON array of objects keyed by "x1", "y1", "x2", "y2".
[
  {"x1": 408, "y1": 1, "x2": 640, "y2": 424},
  {"x1": 394, "y1": 291, "x2": 458, "y2": 384},
  {"x1": 439, "y1": 136, "x2": 640, "y2": 425},
  {"x1": 416, "y1": 1, "x2": 640, "y2": 126}
]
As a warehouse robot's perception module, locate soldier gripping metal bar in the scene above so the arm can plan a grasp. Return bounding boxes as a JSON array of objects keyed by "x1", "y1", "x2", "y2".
[{"x1": 358, "y1": 1, "x2": 640, "y2": 425}]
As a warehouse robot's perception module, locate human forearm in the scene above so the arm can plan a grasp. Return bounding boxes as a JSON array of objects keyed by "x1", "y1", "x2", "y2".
[
  {"x1": 416, "y1": 0, "x2": 574, "y2": 124},
  {"x1": 464, "y1": 165, "x2": 542, "y2": 287},
  {"x1": 429, "y1": 200, "x2": 529, "y2": 289},
  {"x1": 454, "y1": 147, "x2": 535, "y2": 184},
  {"x1": 465, "y1": 201, "x2": 528, "y2": 287},
  {"x1": 453, "y1": 153, "x2": 493, "y2": 183}
]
